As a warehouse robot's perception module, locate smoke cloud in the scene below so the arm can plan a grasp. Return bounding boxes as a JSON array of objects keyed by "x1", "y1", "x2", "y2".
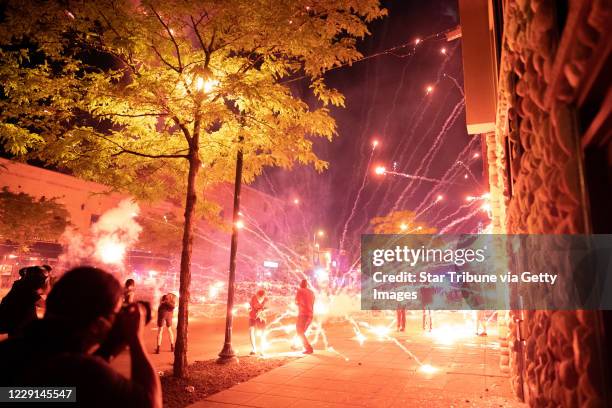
[{"x1": 58, "y1": 199, "x2": 142, "y2": 272}]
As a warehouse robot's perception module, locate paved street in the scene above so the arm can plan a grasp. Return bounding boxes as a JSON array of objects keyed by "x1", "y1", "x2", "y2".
[
  {"x1": 183, "y1": 312, "x2": 525, "y2": 407},
  {"x1": 111, "y1": 316, "x2": 254, "y2": 377}
]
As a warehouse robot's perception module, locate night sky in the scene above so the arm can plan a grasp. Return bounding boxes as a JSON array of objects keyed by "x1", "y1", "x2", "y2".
[{"x1": 254, "y1": 0, "x2": 488, "y2": 258}]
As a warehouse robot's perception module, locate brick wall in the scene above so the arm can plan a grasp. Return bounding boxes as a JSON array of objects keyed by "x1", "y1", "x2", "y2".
[{"x1": 488, "y1": 0, "x2": 610, "y2": 406}]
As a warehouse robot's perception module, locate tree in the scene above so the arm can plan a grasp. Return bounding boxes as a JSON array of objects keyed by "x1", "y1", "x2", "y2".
[
  {"x1": 0, "y1": 0, "x2": 386, "y2": 377},
  {"x1": 370, "y1": 210, "x2": 437, "y2": 234},
  {"x1": 0, "y1": 187, "x2": 70, "y2": 250},
  {"x1": 136, "y1": 213, "x2": 184, "y2": 255}
]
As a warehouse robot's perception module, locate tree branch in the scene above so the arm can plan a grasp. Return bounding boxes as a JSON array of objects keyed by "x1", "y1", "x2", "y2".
[
  {"x1": 94, "y1": 112, "x2": 168, "y2": 118},
  {"x1": 151, "y1": 44, "x2": 181, "y2": 73},
  {"x1": 190, "y1": 15, "x2": 207, "y2": 50},
  {"x1": 172, "y1": 116, "x2": 193, "y2": 147},
  {"x1": 149, "y1": 5, "x2": 183, "y2": 71},
  {"x1": 97, "y1": 134, "x2": 188, "y2": 159},
  {"x1": 111, "y1": 149, "x2": 188, "y2": 159}
]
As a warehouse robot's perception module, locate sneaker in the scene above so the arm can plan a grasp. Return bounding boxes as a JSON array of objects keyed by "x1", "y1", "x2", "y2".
[
  {"x1": 303, "y1": 349, "x2": 314, "y2": 355},
  {"x1": 249, "y1": 351, "x2": 257, "y2": 356},
  {"x1": 155, "y1": 346, "x2": 160, "y2": 354},
  {"x1": 479, "y1": 332, "x2": 488, "y2": 337}
]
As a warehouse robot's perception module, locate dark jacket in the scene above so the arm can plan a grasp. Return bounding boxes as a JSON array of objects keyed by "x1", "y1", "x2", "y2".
[
  {"x1": 0, "y1": 319, "x2": 149, "y2": 407},
  {"x1": 0, "y1": 279, "x2": 41, "y2": 336}
]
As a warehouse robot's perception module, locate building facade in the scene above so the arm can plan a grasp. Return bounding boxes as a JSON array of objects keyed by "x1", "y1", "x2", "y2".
[
  {"x1": 0, "y1": 158, "x2": 304, "y2": 287},
  {"x1": 458, "y1": 0, "x2": 611, "y2": 406}
]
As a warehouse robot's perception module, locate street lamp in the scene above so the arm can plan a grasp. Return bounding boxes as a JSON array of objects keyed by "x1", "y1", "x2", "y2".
[{"x1": 217, "y1": 98, "x2": 245, "y2": 364}]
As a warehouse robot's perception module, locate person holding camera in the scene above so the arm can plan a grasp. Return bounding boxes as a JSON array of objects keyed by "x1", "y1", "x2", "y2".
[
  {"x1": 0, "y1": 265, "x2": 50, "y2": 337},
  {"x1": 155, "y1": 293, "x2": 176, "y2": 354},
  {"x1": 0, "y1": 266, "x2": 162, "y2": 408}
]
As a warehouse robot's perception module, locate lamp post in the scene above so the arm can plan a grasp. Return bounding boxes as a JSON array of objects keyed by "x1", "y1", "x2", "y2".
[
  {"x1": 217, "y1": 143, "x2": 243, "y2": 364},
  {"x1": 217, "y1": 100, "x2": 244, "y2": 364},
  {"x1": 191, "y1": 72, "x2": 243, "y2": 364}
]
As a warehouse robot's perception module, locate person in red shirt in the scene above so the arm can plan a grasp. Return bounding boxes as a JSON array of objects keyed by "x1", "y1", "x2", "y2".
[
  {"x1": 421, "y1": 286, "x2": 434, "y2": 332},
  {"x1": 295, "y1": 279, "x2": 315, "y2": 354},
  {"x1": 249, "y1": 289, "x2": 267, "y2": 355},
  {"x1": 396, "y1": 305, "x2": 406, "y2": 332}
]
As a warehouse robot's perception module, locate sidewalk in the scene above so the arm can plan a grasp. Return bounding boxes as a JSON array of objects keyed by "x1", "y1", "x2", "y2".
[{"x1": 187, "y1": 315, "x2": 525, "y2": 408}]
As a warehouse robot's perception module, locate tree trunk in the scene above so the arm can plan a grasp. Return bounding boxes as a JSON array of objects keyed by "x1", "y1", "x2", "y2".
[{"x1": 173, "y1": 149, "x2": 200, "y2": 378}]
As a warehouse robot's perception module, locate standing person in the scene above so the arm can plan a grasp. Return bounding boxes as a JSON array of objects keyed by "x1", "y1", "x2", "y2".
[
  {"x1": 248, "y1": 289, "x2": 267, "y2": 355},
  {"x1": 421, "y1": 285, "x2": 433, "y2": 332},
  {"x1": 396, "y1": 305, "x2": 406, "y2": 332},
  {"x1": 295, "y1": 279, "x2": 315, "y2": 354},
  {"x1": 0, "y1": 266, "x2": 50, "y2": 337},
  {"x1": 155, "y1": 293, "x2": 176, "y2": 354},
  {"x1": 0, "y1": 266, "x2": 162, "y2": 408},
  {"x1": 475, "y1": 310, "x2": 488, "y2": 336},
  {"x1": 124, "y1": 279, "x2": 136, "y2": 306}
]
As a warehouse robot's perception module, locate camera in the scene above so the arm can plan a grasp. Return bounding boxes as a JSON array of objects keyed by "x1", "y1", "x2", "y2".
[
  {"x1": 122, "y1": 300, "x2": 152, "y2": 325},
  {"x1": 95, "y1": 300, "x2": 153, "y2": 361}
]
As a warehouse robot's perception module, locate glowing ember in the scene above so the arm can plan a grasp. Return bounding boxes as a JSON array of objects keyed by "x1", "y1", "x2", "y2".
[
  {"x1": 419, "y1": 364, "x2": 438, "y2": 374},
  {"x1": 313, "y1": 299, "x2": 329, "y2": 315},
  {"x1": 400, "y1": 223, "x2": 408, "y2": 231},
  {"x1": 372, "y1": 139, "x2": 379, "y2": 148},
  {"x1": 440, "y1": 47, "x2": 447, "y2": 54},
  {"x1": 370, "y1": 325, "x2": 391, "y2": 339},
  {"x1": 353, "y1": 332, "x2": 366, "y2": 346},
  {"x1": 436, "y1": 194, "x2": 444, "y2": 201},
  {"x1": 208, "y1": 281, "x2": 224, "y2": 300},
  {"x1": 291, "y1": 335, "x2": 302, "y2": 349},
  {"x1": 427, "y1": 323, "x2": 476, "y2": 346},
  {"x1": 235, "y1": 220, "x2": 245, "y2": 229},
  {"x1": 414, "y1": 38, "x2": 421, "y2": 45},
  {"x1": 293, "y1": 198, "x2": 300, "y2": 205},
  {"x1": 96, "y1": 238, "x2": 126, "y2": 265},
  {"x1": 314, "y1": 268, "x2": 329, "y2": 282},
  {"x1": 257, "y1": 337, "x2": 269, "y2": 352},
  {"x1": 473, "y1": 152, "x2": 480, "y2": 158},
  {"x1": 426, "y1": 85, "x2": 434, "y2": 94},
  {"x1": 374, "y1": 166, "x2": 386, "y2": 175}
]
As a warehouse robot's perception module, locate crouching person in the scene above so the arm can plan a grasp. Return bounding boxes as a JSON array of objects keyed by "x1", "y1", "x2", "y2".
[{"x1": 0, "y1": 266, "x2": 162, "y2": 408}]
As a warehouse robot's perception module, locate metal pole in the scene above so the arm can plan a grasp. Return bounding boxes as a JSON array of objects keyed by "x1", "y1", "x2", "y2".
[{"x1": 217, "y1": 148, "x2": 243, "y2": 364}]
